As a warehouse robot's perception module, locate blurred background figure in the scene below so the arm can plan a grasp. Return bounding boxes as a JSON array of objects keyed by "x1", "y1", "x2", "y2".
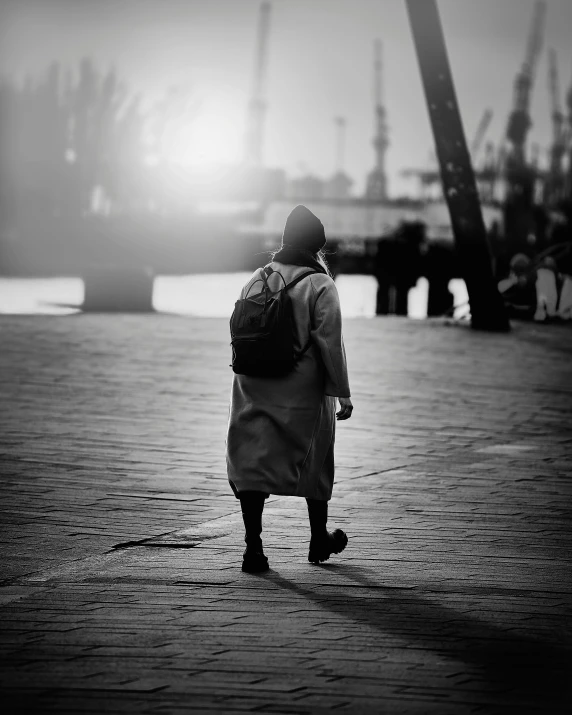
[
  {"x1": 499, "y1": 253, "x2": 538, "y2": 320},
  {"x1": 534, "y1": 255, "x2": 562, "y2": 320}
]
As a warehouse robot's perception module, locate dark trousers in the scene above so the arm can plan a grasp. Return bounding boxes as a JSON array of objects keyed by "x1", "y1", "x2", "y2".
[
  {"x1": 239, "y1": 491, "x2": 328, "y2": 547},
  {"x1": 238, "y1": 491, "x2": 267, "y2": 548}
]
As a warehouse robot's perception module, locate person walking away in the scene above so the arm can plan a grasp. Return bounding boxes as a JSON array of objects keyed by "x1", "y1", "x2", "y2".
[{"x1": 226, "y1": 205, "x2": 353, "y2": 573}]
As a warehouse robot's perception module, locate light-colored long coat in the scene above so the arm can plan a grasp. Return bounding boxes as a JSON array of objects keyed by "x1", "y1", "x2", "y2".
[{"x1": 226, "y1": 261, "x2": 350, "y2": 501}]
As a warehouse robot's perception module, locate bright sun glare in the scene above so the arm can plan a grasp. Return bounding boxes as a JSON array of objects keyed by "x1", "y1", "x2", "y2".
[{"x1": 160, "y1": 98, "x2": 243, "y2": 169}]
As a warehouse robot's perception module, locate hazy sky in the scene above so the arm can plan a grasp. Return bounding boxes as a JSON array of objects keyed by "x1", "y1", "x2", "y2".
[{"x1": 1, "y1": 0, "x2": 571, "y2": 196}]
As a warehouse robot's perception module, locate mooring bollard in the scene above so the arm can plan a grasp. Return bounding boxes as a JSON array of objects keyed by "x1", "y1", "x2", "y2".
[{"x1": 82, "y1": 266, "x2": 155, "y2": 312}]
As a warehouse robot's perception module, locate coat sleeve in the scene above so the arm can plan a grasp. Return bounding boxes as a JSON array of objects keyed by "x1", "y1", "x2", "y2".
[{"x1": 309, "y1": 276, "x2": 351, "y2": 398}]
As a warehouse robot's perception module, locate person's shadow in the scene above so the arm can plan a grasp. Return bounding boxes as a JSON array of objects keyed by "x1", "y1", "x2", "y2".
[{"x1": 254, "y1": 563, "x2": 571, "y2": 711}]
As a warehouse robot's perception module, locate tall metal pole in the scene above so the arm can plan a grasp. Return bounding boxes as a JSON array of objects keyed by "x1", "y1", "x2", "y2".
[
  {"x1": 334, "y1": 116, "x2": 346, "y2": 173},
  {"x1": 244, "y1": 1, "x2": 271, "y2": 166},
  {"x1": 406, "y1": 0, "x2": 510, "y2": 331},
  {"x1": 365, "y1": 39, "x2": 389, "y2": 201}
]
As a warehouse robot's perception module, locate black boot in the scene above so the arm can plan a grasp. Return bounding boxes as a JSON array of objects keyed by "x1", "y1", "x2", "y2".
[
  {"x1": 239, "y1": 491, "x2": 269, "y2": 573},
  {"x1": 306, "y1": 498, "x2": 348, "y2": 564}
]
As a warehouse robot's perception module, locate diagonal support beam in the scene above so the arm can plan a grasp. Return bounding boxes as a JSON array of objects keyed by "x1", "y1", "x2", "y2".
[{"x1": 406, "y1": 0, "x2": 510, "y2": 331}]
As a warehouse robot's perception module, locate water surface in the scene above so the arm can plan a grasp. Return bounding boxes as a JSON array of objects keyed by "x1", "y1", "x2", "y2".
[{"x1": 0, "y1": 274, "x2": 468, "y2": 319}]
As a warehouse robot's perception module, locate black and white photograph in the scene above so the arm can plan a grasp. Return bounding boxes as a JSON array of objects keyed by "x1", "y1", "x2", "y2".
[{"x1": 0, "y1": 0, "x2": 571, "y2": 712}]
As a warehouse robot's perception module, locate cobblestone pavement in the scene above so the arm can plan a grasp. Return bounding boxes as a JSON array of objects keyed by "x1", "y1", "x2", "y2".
[{"x1": 1, "y1": 315, "x2": 571, "y2": 714}]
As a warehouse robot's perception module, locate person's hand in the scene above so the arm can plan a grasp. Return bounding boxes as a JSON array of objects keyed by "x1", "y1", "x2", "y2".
[{"x1": 336, "y1": 397, "x2": 353, "y2": 421}]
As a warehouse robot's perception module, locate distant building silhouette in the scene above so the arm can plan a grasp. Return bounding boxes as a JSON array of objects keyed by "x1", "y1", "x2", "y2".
[
  {"x1": 288, "y1": 175, "x2": 325, "y2": 200},
  {"x1": 324, "y1": 172, "x2": 353, "y2": 200}
]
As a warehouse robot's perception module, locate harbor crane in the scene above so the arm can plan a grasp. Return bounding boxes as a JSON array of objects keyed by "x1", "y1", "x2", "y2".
[
  {"x1": 365, "y1": 39, "x2": 389, "y2": 201},
  {"x1": 504, "y1": 0, "x2": 546, "y2": 200},
  {"x1": 244, "y1": 1, "x2": 271, "y2": 166},
  {"x1": 565, "y1": 60, "x2": 572, "y2": 202},
  {"x1": 544, "y1": 48, "x2": 567, "y2": 204},
  {"x1": 401, "y1": 108, "x2": 494, "y2": 197},
  {"x1": 334, "y1": 116, "x2": 347, "y2": 173}
]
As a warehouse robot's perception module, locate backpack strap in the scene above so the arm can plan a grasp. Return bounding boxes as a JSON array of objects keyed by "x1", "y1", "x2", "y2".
[
  {"x1": 246, "y1": 266, "x2": 276, "y2": 299},
  {"x1": 244, "y1": 277, "x2": 268, "y2": 298},
  {"x1": 262, "y1": 265, "x2": 286, "y2": 290},
  {"x1": 283, "y1": 270, "x2": 320, "y2": 292},
  {"x1": 285, "y1": 270, "x2": 322, "y2": 359}
]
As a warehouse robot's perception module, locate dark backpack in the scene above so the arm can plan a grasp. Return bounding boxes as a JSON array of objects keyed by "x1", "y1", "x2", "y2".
[{"x1": 230, "y1": 266, "x2": 319, "y2": 377}]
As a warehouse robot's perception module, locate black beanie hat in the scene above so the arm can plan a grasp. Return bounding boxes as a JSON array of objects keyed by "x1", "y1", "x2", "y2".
[{"x1": 281, "y1": 205, "x2": 326, "y2": 253}]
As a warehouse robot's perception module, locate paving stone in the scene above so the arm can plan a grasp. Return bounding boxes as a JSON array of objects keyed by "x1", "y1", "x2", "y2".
[{"x1": 1, "y1": 315, "x2": 571, "y2": 713}]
